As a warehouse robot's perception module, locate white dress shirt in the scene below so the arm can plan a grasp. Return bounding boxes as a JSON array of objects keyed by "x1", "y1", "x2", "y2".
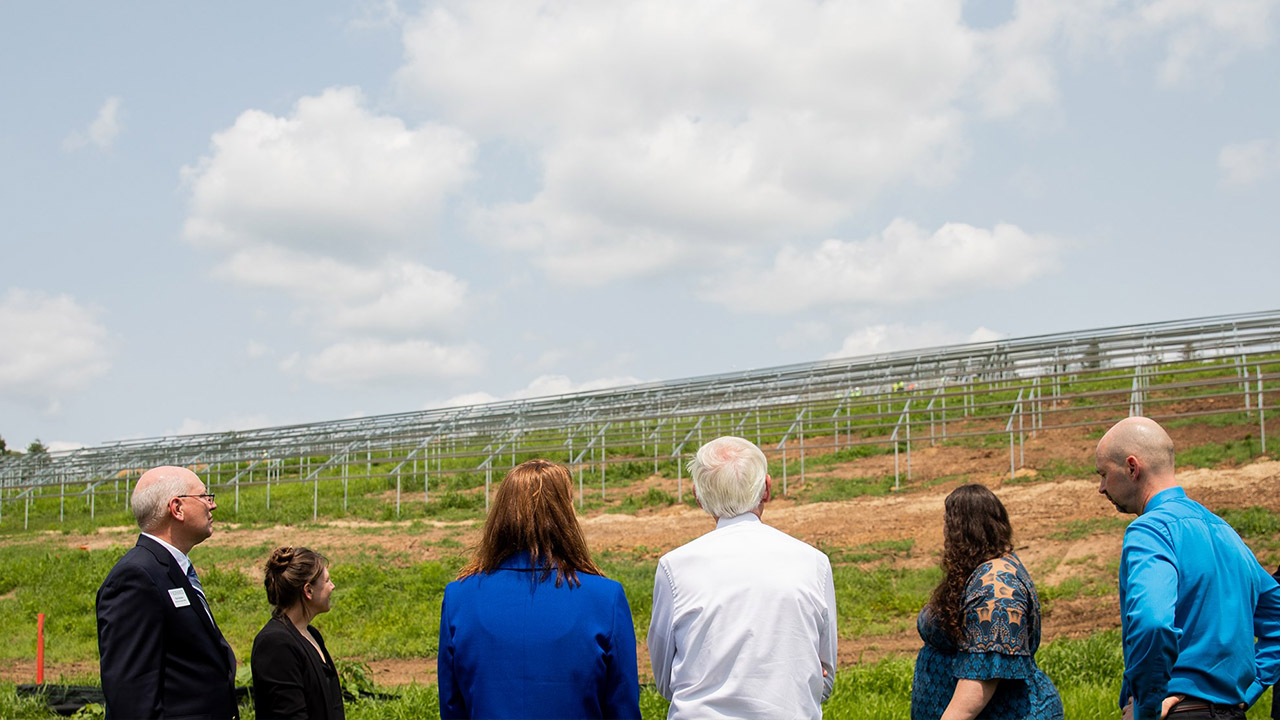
[
  {"x1": 648, "y1": 513, "x2": 838, "y2": 720},
  {"x1": 141, "y1": 532, "x2": 193, "y2": 574},
  {"x1": 141, "y1": 532, "x2": 214, "y2": 624}
]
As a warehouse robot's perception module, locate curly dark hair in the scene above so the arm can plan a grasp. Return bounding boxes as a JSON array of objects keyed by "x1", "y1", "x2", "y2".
[{"x1": 927, "y1": 484, "x2": 1013, "y2": 642}]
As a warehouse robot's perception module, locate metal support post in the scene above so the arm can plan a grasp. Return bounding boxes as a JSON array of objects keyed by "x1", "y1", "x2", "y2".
[
  {"x1": 906, "y1": 405, "x2": 912, "y2": 482},
  {"x1": 781, "y1": 446, "x2": 787, "y2": 497},
  {"x1": 677, "y1": 456, "x2": 683, "y2": 502},
  {"x1": 1258, "y1": 365, "x2": 1266, "y2": 453},
  {"x1": 1245, "y1": 366, "x2": 1253, "y2": 417}
]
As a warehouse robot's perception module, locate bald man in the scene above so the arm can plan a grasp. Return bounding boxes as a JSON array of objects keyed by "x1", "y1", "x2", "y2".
[
  {"x1": 1095, "y1": 417, "x2": 1280, "y2": 720},
  {"x1": 96, "y1": 466, "x2": 239, "y2": 719}
]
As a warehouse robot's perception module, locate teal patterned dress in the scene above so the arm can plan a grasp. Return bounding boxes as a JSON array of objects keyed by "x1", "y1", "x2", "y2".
[{"x1": 910, "y1": 553, "x2": 1063, "y2": 720}]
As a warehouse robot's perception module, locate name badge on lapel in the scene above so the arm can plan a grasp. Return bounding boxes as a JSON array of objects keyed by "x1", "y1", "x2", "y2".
[{"x1": 169, "y1": 588, "x2": 191, "y2": 608}]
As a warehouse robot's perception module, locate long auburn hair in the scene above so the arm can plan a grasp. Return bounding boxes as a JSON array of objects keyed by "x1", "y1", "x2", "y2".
[
  {"x1": 927, "y1": 484, "x2": 1014, "y2": 641},
  {"x1": 457, "y1": 459, "x2": 602, "y2": 587}
]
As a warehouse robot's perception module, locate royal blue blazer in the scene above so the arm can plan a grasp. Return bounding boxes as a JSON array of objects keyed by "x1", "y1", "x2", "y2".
[{"x1": 437, "y1": 553, "x2": 641, "y2": 719}]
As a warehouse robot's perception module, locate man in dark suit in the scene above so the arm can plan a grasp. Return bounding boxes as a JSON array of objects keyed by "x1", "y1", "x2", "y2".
[{"x1": 96, "y1": 465, "x2": 239, "y2": 720}]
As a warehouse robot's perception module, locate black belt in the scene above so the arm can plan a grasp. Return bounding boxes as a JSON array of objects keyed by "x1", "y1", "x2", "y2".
[{"x1": 1167, "y1": 697, "x2": 1246, "y2": 715}]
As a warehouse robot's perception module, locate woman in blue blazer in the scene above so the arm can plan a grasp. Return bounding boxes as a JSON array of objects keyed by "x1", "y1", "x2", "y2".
[{"x1": 438, "y1": 459, "x2": 642, "y2": 719}]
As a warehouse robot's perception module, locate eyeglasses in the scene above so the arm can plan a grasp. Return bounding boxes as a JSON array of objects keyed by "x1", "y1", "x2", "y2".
[{"x1": 175, "y1": 493, "x2": 216, "y2": 504}]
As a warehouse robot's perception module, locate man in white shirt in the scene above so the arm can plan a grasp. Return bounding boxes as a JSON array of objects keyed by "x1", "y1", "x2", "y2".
[{"x1": 648, "y1": 436, "x2": 838, "y2": 719}]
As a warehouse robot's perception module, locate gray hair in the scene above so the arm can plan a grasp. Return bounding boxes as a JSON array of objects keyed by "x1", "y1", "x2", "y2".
[
  {"x1": 688, "y1": 436, "x2": 768, "y2": 518},
  {"x1": 131, "y1": 471, "x2": 192, "y2": 531}
]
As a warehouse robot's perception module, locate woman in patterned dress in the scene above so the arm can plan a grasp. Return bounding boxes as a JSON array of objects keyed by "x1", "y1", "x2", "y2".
[{"x1": 911, "y1": 484, "x2": 1063, "y2": 720}]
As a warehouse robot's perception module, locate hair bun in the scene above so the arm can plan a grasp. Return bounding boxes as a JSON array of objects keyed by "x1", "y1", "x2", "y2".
[
  {"x1": 266, "y1": 546, "x2": 296, "y2": 573},
  {"x1": 262, "y1": 546, "x2": 327, "y2": 615}
]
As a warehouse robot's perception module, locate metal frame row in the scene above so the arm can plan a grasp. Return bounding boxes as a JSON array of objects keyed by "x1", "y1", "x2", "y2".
[{"x1": 2, "y1": 309, "x2": 1278, "y2": 523}]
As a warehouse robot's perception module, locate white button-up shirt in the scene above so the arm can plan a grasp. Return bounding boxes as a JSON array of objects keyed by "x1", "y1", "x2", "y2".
[{"x1": 648, "y1": 513, "x2": 838, "y2": 719}]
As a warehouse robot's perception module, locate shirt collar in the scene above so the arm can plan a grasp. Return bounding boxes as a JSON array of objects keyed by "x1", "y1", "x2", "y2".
[
  {"x1": 142, "y1": 532, "x2": 192, "y2": 573},
  {"x1": 1143, "y1": 485, "x2": 1186, "y2": 513},
  {"x1": 715, "y1": 512, "x2": 762, "y2": 530}
]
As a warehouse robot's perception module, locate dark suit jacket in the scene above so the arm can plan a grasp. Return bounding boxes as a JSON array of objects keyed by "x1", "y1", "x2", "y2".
[
  {"x1": 250, "y1": 617, "x2": 345, "y2": 720},
  {"x1": 96, "y1": 535, "x2": 239, "y2": 720}
]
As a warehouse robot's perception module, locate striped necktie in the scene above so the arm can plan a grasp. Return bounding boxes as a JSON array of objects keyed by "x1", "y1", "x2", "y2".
[{"x1": 185, "y1": 564, "x2": 215, "y2": 624}]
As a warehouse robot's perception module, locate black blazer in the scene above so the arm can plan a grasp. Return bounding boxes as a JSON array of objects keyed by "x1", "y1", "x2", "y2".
[
  {"x1": 96, "y1": 535, "x2": 238, "y2": 720},
  {"x1": 251, "y1": 617, "x2": 345, "y2": 720}
]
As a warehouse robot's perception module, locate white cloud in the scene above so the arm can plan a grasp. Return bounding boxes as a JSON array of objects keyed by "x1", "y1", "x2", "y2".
[
  {"x1": 1139, "y1": 0, "x2": 1276, "y2": 85},
  {"x1": 168, "y1": 414, "x2": 273, "y2": 437},
  {"x1": 183, "y1": 86, "x2": 475, "y2": 258},
  {"x1": 825, "y1": 323, "x2": 1005, "y2": 359},
  {"x1": 511, "y1": 374, "x2": 645, "y2": 398},
  {"x1": 63, "y1": 96, "x2": 123, "y2": 152},
  {"x1": 438, "y1": 391, "x2": 500, "y2": 407},
  {"x1": 1219, "y1": 139, "x2": 1278, "y2": 186},
  {"x1": 402, "y1": 0, "x2": 976, "y2": 280},
  {"x1": 0, "y1": 289, "x2": 111, "y2": 405},
  {"x1": 394, "y1": 0, "x2": 1277, "y2": 284},
  {"x1": 439, "y1": 373, "x2": 646, "y2": 408},
  {"x1": 704, "y1": 219, "x2": 1059, "y2": 313},
  {"x1": 182, "y1": 87, "x2": 480, "y2": 387},
  {"x1": 213, "y1": 245, "x2": 468, "y2": 335},
  {"x1": 348, "y1": 0, "x2": 406, "y2": 29},
  {"x1": 302, "y1": 339, "x2": 485, "y2": 387},
  {"x1": 777, "y1": 320, "x2": 833, "y2": 349},
  {"x1": 979, "y1": 0, "x2": 1280, "y2": 97}
]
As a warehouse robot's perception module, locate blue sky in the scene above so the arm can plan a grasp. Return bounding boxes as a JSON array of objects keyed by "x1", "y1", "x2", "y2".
[{"x1": 2, "y1": 0, "x2": 1278, "y2": 450}]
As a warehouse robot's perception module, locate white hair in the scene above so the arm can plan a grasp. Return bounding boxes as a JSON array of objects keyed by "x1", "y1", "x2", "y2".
[
  {"x1": 131, "y1": 471, "x2": 192, "y2": 531},
  {"x1": 688, "y1": 436, "x2": 768, "y2": 519}
]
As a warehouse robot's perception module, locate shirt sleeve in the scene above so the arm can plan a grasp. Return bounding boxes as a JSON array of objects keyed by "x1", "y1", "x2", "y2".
[
  {"x1": 954, "y1": 560, "x2": 1038, "y2": 681},
  {"x1": 602, "y1": 584, "x2": 642, "y2": 719},
  {"x1": 437, "y1": 584, "x2": 467, "y2": 719},
  {"x1": 818, "y1": 554, "x2": 838, "y2": 701},
  {"x1": 1250, "y1": 564, "x2": 1280, "y2": 703},
  {"x1": 1120, "y1": 521, "x2": 1182, "y2": 720},
  {"x1": 648, "y1": 559, "x2": 676, "y2": 700}
]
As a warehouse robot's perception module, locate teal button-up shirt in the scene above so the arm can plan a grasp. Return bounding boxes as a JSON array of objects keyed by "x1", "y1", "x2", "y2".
[{"x1": 1119, "y1": 486, "x2": 1280, "y2": 719}]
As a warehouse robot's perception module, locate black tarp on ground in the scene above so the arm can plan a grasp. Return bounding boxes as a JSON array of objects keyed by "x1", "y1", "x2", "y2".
[{"x1": 15, "y1": 685, "x2": 394, "y2": 716}]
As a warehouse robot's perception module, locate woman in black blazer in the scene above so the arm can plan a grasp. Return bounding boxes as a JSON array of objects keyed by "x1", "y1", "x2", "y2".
[{"x1": 251, "y1": 546, "x2": 345, "y2": 720}]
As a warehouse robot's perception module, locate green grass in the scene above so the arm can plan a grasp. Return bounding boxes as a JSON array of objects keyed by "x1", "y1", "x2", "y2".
[
  {"x1": 833, "y1": 564, "x2": 939, "y2": 637},
  {"x1": 0, "y1": 540, "x2": 470, "y2": 668},
  {"x1": 941, "y1": 433, "x2": 1008, "y2": 450},
  {"x1": 1178, "y1": 437, "x2": 1265, "y2": 468},
  {"x1": 1035, "y1": 458, "x2": 1096, "y2": 482},
  {"x1": 3, "y1": 542, "x2": 1279, "y2": 720},
  {"x1": 825, "y1": 539, "x2": 916, "y2": 564},
  {"x1": 1049, "y1": 516, "x2": 1131, "y2": 541},
  {"x1": 1219, "y1": 506, "x2": 1280, "y2": 538},
  {"x1": 608, "y1": 487, "x2": 676, "y2": 514},
  {"x1": 1166, "y1": 412, "x2": 1256, "y2": 429},
  {"x1": 802, "y1": 475, "x2": 898, "y2": 503}
]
